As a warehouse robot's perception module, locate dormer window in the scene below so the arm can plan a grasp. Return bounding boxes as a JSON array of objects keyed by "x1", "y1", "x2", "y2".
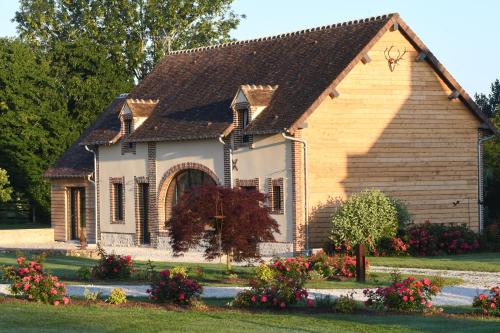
[
  {"x1": 242, "y1": 109, "x2": 249, "y2": 128},
  {"x1": 125, "y1": 119, "x2": 132, "y2": 135}
]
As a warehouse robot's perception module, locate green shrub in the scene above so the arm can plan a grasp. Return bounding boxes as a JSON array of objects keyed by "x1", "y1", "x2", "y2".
[
  {"x1": 107, "y1": 288, "x2": 127, "y2": 305},
  {"x1": 193, "y1": 265, "x2": 204, "y2": 280},
  {"x1": 83, "y1": 288, "x2": 101, "y2": 302},
  {"x1": 77, "y1": 266, "x2": 92, "y2": 281},
  {"x1": 335, "y1": 293, "x2": 357, "y2": 313},
  {"x1": 254, "y1": 263, "x2": 275, "y2": 283},
  {"x1": 330, "y1": 189, "x2": 398, "y2": 251},
  {"x1": 390, "y1": 197, "x2": 412, "y2": 230},
  {"x1": 171, "y1": 266, "x2": 188, "y2": 278}
]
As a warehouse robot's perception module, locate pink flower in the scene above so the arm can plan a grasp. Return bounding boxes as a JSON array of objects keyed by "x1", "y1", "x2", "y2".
[
  {"x1": 409, "y1": 296, "x2": 414, "y2": 302},
  {"x1": 279, "y1": 302, "x2": 286, "y2": 309},
  {"x1": 53, "y1": 301, "x2": 60, "y2": 306},
  {"x1": 260, "y1": 295, "x2": 267, "y2": 303},
  {"x1": 17, "y1": 257, "x2": 26, "y2": 265},
  {"x1": 306, "y1": 299, "x2": 314, "y2": 308},
  {"x1": 402, "y1": 296, "x2": 408, "y2": 302},
  {"x1": 28, "y1": 294, "x2": 33, "y2": 300},
  {"x1": 178, "y1": 293, "x2": 185, "y2": 301},
  {"x1": 421, "y1": 298, "x2": 426, "y2": 304},
  {"x1": 251, "y1": 296, "x2": 257, "y2": 303},
  {"x1": 490, "y1": 303, "x2": 496, "y2": 309},
  {"x1": 426, "y1": 301, "x2": 432, "y2": 308},
  {"x1": 63, "y1": 297, "x2": 70, "y2": 305},
  {"x1": 23, "y1": 283, "x2": 30, "y2": 291},
  {"x1": 479, "y1": 294, "x2": 486, "y2": 300},
  {"x1": 422, "y1": 278, "x2": 430, "y2": 286},
  {"x1": 50, "y1": 288, "x2": 57, "y2": 295}
]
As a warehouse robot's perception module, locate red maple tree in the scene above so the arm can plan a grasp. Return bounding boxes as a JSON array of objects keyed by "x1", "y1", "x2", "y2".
[{"x1": 168, "y1": 185, "x2": 279, "y2": 270}]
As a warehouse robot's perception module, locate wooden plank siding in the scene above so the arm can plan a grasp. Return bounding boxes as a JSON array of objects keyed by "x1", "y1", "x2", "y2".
[
  {"x1": 303, "y1": 30, "x2": 480, "y2": 248},
  {"x1": 50, "y1": 179, "x2": 95, "y2": 243}
]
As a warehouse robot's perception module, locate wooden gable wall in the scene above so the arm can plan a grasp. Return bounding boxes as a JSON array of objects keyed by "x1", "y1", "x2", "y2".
[{"x1": 303, "y1": 29, "x2": 481, "y2": 247}]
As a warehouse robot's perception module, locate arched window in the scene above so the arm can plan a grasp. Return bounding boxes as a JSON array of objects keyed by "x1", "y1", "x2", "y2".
[{"x1": 165, "y1": 169, "x2": 216, "y2": 219}]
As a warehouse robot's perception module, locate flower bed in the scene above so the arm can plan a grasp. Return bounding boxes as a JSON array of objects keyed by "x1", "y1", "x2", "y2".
[
  {"x1": 473, "y1": 287, "x2": 499, "y2": 316},
  {"x1": 405, "y1": 222, "x2": 480, "y2": 256},
  {"x1": 233, "y1": 257, "x2": 314, "y2": 309},
  {"x1": 93, "y1": 246, "x2": 134, "y2": 279},
  {"x1": 308, "y1": 250, "x2": 369, "y2": 279},
  {"x1": 1, "y1": 256, "x2": 69, "y2": 305},
  {"x1": 364, "y1": 276, "x2": 440, "y2": 312},
  {"x1": 148, "y1": 269, "x2": 202, "y2": 305}
]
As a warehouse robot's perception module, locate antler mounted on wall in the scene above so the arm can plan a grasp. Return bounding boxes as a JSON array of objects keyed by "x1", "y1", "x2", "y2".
[{"x1": 384, "y1": 46, "x2": 407, "y2": 72}]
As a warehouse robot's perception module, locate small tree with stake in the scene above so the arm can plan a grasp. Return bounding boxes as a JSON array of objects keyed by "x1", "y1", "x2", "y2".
[
  {"x1": 330, "y1": 189, "x2": 398, "y2": 281},
  {"x1": 168, "y1": 185, "x2": 279, "y2": 271}
]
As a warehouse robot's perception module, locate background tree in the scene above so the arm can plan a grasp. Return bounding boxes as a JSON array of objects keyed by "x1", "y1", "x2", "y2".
[
  {"x1": 2, "y1": 0, "x2": 242, "y2": 222},
  {"x1": 168, "y1": 185, "x2": 279, "y2": 270},
  {"x1": 0, "y1": 38, "x2": 72, "y2": 220},
  {"x1": 15, "y1": 0, "x2": 243, "y2": 81},
  {"x1": 0, "y1": 168, "x2": 13, "y2": 203},
  {"x1": 475, "y1": 80, "x2": 500, "y2": 228}
]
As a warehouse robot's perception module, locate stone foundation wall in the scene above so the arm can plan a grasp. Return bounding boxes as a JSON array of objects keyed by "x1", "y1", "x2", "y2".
[
  {"x1": 258, "y1": 242, "x2": 294, "y2": 257},
  {"x1": 100, "y1": 232, "x2": 135, "y2": 247}
]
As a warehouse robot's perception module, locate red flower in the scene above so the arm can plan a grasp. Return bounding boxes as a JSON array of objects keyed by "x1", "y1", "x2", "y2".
[
  {"x1": 178, "y1": 293, "x2": 185, "y2": 301},
  {"x1": 260, "y1": 295, "x2": 267, "y2": 303}
]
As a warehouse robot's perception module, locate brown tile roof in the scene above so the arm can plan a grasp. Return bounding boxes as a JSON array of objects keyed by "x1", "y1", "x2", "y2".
[
  {"x1": 44, "y1": 97, "x2": 126, "y2": 178},
  {"x1": 125, "y1": 14, "x2": 395, "y2": 141},
  {"x1": 47, "y1": 13, "x2": 496, "y2": 177}
]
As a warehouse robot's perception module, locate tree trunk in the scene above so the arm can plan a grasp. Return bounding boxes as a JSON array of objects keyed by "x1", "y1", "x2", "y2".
[
  {"x1": 355, "y1": 244, "x2": 366, "y2": 282},
  {"x1": 226, "y1": 249, "x2": 233, "y2": 272}
]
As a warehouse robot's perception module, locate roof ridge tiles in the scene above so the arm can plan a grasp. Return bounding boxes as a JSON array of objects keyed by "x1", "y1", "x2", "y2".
[{"x1": 168, "y1": 13, "x2": 397, "y2": 55}]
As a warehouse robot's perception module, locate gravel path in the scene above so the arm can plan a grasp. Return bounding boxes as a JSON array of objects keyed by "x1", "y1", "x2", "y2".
[
  {"x1": 370, "y1": 266, "x2": 500, "y2": 288},
  {"x1": 0, "y1": 283, "x2": 490, "y2": 306}
]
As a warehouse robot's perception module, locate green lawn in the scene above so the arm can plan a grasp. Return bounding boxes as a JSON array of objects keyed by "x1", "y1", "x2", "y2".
[
  {"x1": 0, "y1": 253, "x2": 462, "y2": 288},
  {"x1": 0, "y1": 299, "x2": 498, "y2": 333},
  {"x1": 367, "y1": 252, "x2": 500, "y2": 272}
]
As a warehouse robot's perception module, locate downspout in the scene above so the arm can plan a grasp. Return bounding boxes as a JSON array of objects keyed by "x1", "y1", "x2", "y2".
[
  {"x1": 282, "y1": 132, "x2": 309, "y2": 255},
  {"x1": 218, "y1": 135, "x2": 233, "y2": 188},
  {"x1": 84, "y1": 145, "x2": 98, "y2": 244},
  {"x1": 477, "y1": 134, "x2": 495, "y2": 234}
]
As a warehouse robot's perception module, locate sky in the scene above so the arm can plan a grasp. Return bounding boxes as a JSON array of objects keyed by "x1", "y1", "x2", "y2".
[{"x1": 1, "y1": 0, "x2": 498, "y2": 95}]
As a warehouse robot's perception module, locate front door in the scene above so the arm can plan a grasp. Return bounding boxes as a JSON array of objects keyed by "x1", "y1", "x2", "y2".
[
  {"x1": 69, "y1": 187, "x2": 85, "y2": 240},
  {"x1": 139, "y1": 183, "x2": 150, "y2": 245}
]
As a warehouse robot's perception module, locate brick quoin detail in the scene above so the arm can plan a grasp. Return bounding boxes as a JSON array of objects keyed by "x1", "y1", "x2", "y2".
[
  {"x1": 95, "y1": 147, "x2": 101, "y2": 241},
  {"x1": 147, "y1": 143, "x2": 158, "y2": 246},
  {"x1": 291, "y1": 130, "x2": 305, "y2": 253},
  {"x1": 157, "y1": 162, "x2": 221, "y2": 233}
]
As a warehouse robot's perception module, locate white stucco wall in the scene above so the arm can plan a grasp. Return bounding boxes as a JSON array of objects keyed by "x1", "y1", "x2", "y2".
[
  {"x1": 156, "y1": 139, "x2": 225, "y2": 185},
  {"x1": 98, "y1": 143, "x2": 148, "y2": 234},
  {"x1": 97, "y1": 135, "x2": 294, "y2": 249},
  {"x1": 233, "y1": 134, "x2": 293, "y2": 243}
]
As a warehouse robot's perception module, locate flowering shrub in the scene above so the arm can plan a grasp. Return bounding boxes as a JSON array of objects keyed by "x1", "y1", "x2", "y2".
[
  {"x1": 93, "y1": 246, "x2": 133, "y2": 279},
  {"x1": 308, "y1": 251, "x2": 369, "y2": 279},
  {"x1": 148, "y1": 269, "x2": 202, "y2": 305},
  {"x1": 364, "y1": 276, "x2": 440, "y2": 312},
  {"x1": 374, "y1": 237, "x2": 409, "y2": 257},
  {"x1": 406, "y1": 222, "x2": 480, "y2": 256},
  {"x1": 107, "y1": 288, "x2": 127, "y2": 305},
  {"x1": 473, "y1": 287, "x2": 499, "y2": 316},
  {"x1": 233, "y1": 257, "x2": 314, "y2": 309},
  {"x1": 2, "y1": 256, "x2": 69, "y2": 306}
]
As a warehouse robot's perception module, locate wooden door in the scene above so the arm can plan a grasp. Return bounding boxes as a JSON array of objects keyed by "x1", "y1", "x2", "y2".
[{"x1": 69, "y1": 188, "x2": 85, "y2": 240}]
